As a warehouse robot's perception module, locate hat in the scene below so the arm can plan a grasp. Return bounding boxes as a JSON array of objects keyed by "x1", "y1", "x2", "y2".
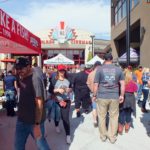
[
  {"x1": 15, "y1": 57, "x2": 30, "y2": 69},
  {"x1": 104, "y1": 53, "x2": 113, "y2": 60},
  {"x1": 94, "y1": 61, "x2": 101, "y2": 67},
  {"x1": 57, "y1": 64, "x2": 66, "y2": 71}
]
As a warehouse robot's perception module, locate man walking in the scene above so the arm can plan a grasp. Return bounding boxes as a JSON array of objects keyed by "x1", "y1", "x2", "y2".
[
  {"x1": 87, "y1": 61, "x2": 101, "y2": 127},
  {"x1": 14, "y1": 57, "x2": 50, "y2": 150},
  {"x1": 3, "y1": 70, "x2": 17, "y2": 116},
  {"x1": 74, "y1": 64, "x2": 91, "y2": 117},
  {"x1": 93, "y1": 53, "x2": 125, "y2": 144},
  {"x1": 134, "y1": 66, "x2": 143, "y2": 103}
]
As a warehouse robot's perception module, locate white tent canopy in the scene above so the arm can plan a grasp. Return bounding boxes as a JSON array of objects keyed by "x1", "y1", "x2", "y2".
[
  {"x1": 118, "y1": 48, "x2": 139, "y2": 63},
  {"x1": 86, "y1": 55, "x2": 104, "y2": 65},
  {"x1": 44, "y1": 53, "x2": 74, "y2": 65}
]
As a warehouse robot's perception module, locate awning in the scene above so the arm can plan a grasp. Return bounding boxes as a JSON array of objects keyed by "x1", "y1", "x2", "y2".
[
  {"x1": 85, "y1": 55, "x2": 104, "y2": 65},
  {"x1": 118, "y1": 48, "x2": 139, "y2": 63},
  {"x1": 44, "y1": 53, "x2": 74, "y2": 65},
  {"x1": 0, "y1": 9, "x2": 41, "y2": 55}
]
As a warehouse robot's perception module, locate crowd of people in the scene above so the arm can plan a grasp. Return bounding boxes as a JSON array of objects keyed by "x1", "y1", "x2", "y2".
[{"x1": 1, "y1": 53, "x2": 150, "y2": 149}]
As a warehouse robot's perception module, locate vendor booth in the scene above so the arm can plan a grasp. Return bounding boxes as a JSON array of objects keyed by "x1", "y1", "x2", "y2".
[
  {"x1": 0, "y1": 9, "x2": 41, "y2": 55},
  {"x1": 86, "y1": 55, "x2": 104, "y2": 65},
  {"x1": 118, "y1": 48, "x2": 139, "y2": 65},
  {"x1": 44, "y1": 53, "x2": 74, "y2": 65}
]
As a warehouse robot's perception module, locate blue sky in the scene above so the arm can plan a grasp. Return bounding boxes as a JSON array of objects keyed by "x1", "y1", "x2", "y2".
[{"x1": 0, "y1": 0, "x2": 111, "y2": 40}]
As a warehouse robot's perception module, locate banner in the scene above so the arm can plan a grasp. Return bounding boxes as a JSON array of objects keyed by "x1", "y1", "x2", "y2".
[{"x1": 0, "y1": 9, "x2": 41, "y2": 54}]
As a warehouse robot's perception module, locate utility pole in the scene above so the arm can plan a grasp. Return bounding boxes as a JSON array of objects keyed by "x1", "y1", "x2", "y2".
[
  {"x1": 90, "y1": 35, "x2": 95, "y2": 57},
  {"x1": 126, "y1": 0, "x2": 130, "y2": 66}
]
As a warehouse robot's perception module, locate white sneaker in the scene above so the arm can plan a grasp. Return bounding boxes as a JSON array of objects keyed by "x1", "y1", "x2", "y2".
[
  {"x1": 55, "y1": 126, "x2": 60, "y2": 133},
  {"x1": 66, "y1": 135, "x2": 71, "y2": 144}
]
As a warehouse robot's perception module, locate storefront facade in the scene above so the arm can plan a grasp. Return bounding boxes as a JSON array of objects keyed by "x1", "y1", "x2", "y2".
[
  {"x1": 36, "y1": 21, "x2": 110, "y2": 65},
  {"x1": 111, "y1": 0, "x2": 150, "y2": 67}
]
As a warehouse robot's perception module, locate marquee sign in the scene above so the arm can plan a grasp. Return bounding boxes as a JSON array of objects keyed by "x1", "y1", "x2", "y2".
[
  {"x1": 42, "y1": 21, "x2": 91, "y2": 45},
  {"x1": 48, "y1": 21, "x2": 76, "y2": 44},
  {"x1": 0, "y1": 9, "x2": 41, "y2": 54}
]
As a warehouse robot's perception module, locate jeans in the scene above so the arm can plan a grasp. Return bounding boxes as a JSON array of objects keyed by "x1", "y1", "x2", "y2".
[
  {"x1": 60, "y1": 101, "x2": 71, "y2": 135},
  {"x1": 15, "y1": 119, "x2": 50, "y2": 150},
  {"x1": 137, "y1": 84, "x2": 143, "y2": 101},
  {"x1": 142, "y1": 89, "x2": 149, "y2": 109},
  {"x1": 45, "y1": 99, "x2": 61, "y2": 123},
  {"x1": 5, "y1": 90, "x2": 16, "y2": 116}
]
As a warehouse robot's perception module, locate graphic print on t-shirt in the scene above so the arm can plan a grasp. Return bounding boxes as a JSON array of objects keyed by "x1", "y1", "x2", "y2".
[
  {"x1": 55, "y1": 79, "x2": 70, "y2": 101},
  {"x1": 103, "y1": 68, "x2": 116, "y2": 88}
]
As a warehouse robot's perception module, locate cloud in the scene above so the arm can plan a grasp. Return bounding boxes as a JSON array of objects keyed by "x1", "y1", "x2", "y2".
[{"x1": 15, "y1": 0, "x2": 110, "y2": 39}]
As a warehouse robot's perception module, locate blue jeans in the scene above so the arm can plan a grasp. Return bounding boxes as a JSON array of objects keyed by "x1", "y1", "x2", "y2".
[
  {"x1": 137, "y1": 84, "x2": 143, "y2": 101},
  {"x1": 119, "y1": 108, "x2": 132, "y2": 125},
  {"x1": 142, "y1": 89, "x2": 149, "y2": 109},
  {"x1": 5, "y1": 90, "x2": 16, "y2": 116},
  {"x1": 15, "y1": 119, "x2": 50, "y2": 150},
  {"x1": 45, "y1": 99, "x2": 61, "y2": 123},
  {"x1": 5, "y1": 90, "x2": 16, "y2": 101}
]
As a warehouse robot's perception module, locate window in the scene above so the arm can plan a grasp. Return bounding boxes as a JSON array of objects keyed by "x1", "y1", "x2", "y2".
[
  {"x1": 115, "y1": 12, "x2": 118, "y2": 24},
  {"x1": 134, "y1": 0, "x2": 139, "y2": 6},
  {"x1": 122, "y1": 1, "x2": 126, "y2": 18},
  {"x1": 118, "y1": 8, "x2": 122, "y2": 22},
  {"x1": 66, "y1": 50, "x2": 73, "y2": 59},
  {"x1": 130, "y1": 0, "x2": 132, "y2": 10}
]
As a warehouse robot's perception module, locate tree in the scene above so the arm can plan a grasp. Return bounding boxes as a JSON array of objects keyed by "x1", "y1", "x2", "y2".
[{"x1": 87, "y1": 51, "x2": 93, "y2": 61}]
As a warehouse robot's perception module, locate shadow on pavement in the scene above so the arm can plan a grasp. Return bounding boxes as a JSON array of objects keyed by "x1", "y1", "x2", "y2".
[
  {"x1": 140, "y1": 110, "x2": 150, "y2": 137},
  {"x1": 70, "y1": 104, "x2": 85, "y2": 143},
  {"x1": 0, "y1": 103, "x2": 87, "y2": 150}
]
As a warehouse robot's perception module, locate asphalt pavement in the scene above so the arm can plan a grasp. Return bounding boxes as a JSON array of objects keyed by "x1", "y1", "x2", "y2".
[{"x1": 0, "y1": 103, "x2": 150, "y2": 150}]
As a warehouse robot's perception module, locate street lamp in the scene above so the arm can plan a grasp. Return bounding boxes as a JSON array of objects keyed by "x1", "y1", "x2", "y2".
[
  {"x1": 126, "y1": 0, "x2": 130, "y2": 66},
  {"x1": 90, "y1": 35, "x2": 95, "y2": 57}
]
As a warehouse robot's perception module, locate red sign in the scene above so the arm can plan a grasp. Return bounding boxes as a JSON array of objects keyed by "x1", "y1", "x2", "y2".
[{"x1": 0, "y1": 9, "x2": 41, "y2": 54}]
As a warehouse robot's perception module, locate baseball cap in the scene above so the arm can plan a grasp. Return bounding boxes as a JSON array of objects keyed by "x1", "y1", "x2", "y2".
[
  {"x1": 15, "y1": 57, "x2": 30, "y2": 69},
  {"x1": 57, "y1": 64, "x2": 66, "y2": 71},
  {"x1": 94, "y1": 61, "x2": 101, "y2": 67},
  {"x1": 104, "y1": 53, "x2": 113, "y2": 60}
]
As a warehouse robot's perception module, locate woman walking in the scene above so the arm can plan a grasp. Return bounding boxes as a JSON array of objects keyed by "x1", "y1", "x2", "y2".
[
  {"x1": 54, "y1": 64, "x2": 72, "y2": 144},
  {"x1": 118, "y1": 71, "x2": 137, "y2": 134}
]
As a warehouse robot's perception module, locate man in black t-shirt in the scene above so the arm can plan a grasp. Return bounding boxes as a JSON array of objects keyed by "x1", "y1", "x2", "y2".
[{"x1": 14, "y1": 57, "x2": 50, "y2": 150}]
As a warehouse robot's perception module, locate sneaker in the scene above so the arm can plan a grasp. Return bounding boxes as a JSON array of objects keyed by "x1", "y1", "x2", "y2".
[
  {"x1": 109, "y1": 137, "x2": 117, "y2": 144},
  {"x1": 84, "y1": 109, "x2": 90, "y2": 114},
  {"x1": 141, "y1": 108, "x2": 148, "y2": 113},
  {"x1": 55, "y1": 126, "x2": 60, "y2": 133},
  {"x1": 66, "y1": 135, "x2": 71, "y2": 144},
  {"x1": 100, "y1": 136, "x2": 107, "y2": 142},
  {"x1": 93, "y1": 122, "x2": 98, "y2": 128},
  {"x1": 76, "y1": 111, "x2": 81, "y2": 118}
]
